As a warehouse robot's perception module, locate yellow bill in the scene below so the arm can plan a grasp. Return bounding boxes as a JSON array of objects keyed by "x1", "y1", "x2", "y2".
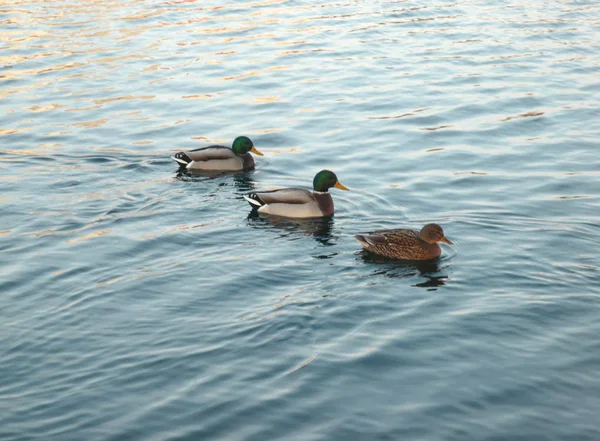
[
  {"x1": 334, "y1": 181, "x2": 349, "y2": 191},
  {"x1": 250, "y1": 146, "x2": 263, "y2": 156}
]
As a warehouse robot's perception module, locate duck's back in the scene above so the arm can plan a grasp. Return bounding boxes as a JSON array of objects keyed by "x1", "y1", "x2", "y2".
[
  {"x1": 355, "y1": 228, "x2": 441, "y2": 260},
  {"x1": 252, "y1": 188, "x2": 315, "y2": 205},
  {"x1": 186, "y1": 145, "x2": 236, "y2": 161},
  {"x1": 185, "y1": 146, "x2": 252, "y2": 170}
]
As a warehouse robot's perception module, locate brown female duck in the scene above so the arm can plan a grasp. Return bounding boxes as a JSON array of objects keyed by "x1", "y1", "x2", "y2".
[{"x1": 355, "y1": 223, "x2": 453, "y2": 261}]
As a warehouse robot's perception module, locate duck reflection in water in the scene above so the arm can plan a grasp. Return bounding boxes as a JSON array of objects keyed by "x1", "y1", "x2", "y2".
[
  {"x1": 247, "y1": 210, "x2": 336, "y2": 247},
  {"x1": 175, "y1": 169, "x2": 257, "y2": 194},
  {"x1": 359, "y1": 250, "x2": 449, "y2": 290}
]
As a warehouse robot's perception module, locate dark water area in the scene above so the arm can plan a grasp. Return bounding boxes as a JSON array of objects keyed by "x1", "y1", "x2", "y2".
[{"x1": 2, "y1": 1, "x2": 600, "y2": 440}]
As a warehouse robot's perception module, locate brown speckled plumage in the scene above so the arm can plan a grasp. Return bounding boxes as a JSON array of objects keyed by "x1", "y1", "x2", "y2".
[{"x1": 355, "y1": 224, "x2": 452, "y2": 261}]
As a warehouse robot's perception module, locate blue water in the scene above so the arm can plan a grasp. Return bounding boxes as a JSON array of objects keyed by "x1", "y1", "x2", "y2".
[{"x1": 2, "y1": 1, "x2": 600, "y2": 440}]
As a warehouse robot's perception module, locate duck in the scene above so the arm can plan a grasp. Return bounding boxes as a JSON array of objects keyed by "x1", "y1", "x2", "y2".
[
  {"x1": 355, "y1": 223, "x2": 453, "y2": 261},
  {"x1": 170, "y1": 136, "x2": 262, "y2": 171},
  {"x1": 244, "y1": 170, "x2": 348, "y2": 218}
]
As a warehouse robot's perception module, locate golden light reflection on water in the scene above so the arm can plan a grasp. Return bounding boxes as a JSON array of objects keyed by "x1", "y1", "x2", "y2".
[
  {"x1": 271, "y1": 148, "x2": 302, "y2": 155},
  {"x1": 0, "y1": 0, "x2": 384, "y2": 151},
  {"x1": 0, "y1": 128, "x2": 31, "y2": 136},
  {"x1": 0, "y1": 0, "x2": 597, "y2": 175},
  {"x1": 72, "y1": 118, "x2": 109, "y2": 128},
  {"x1": 247, "y1": 128, "x2": 282, "y2": 134},
  {"x1": 251, "y1": 96, "x2": 280, "y2": 104},
  {"x1": 93, "y1": 95, "x2": 155, "y2": 105},
  {"x1": 67, "y1": 229, "x2": 110, "y2": 244},
  {"x1": 66, "y1": 105, "x2": 103, "y2": 112},
  {"x1": 421, "y1": 124, "x2": 453, "y2": 131},
  {"x1": 182, "y1": 94, "x2": 216, "y2": 99},
  {"x1": 500, "y1": 110, "x2": 545, "y2": 122},
  {"x1": 25, "y1": 104, "x2": 64, "y2": 112},
  {"x1": 44, "y1": 131, "x2": 72, "y2": 136}
]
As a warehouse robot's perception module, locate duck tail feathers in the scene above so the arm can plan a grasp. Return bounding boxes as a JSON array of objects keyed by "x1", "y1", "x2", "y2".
[
  {"x1": 354, "y1": 234, "x2": 371, "y2": 248},
  {"x1": 244, "y1": 193, "x2": 264, "y2": 208},
  {"x1": 171, "y1": 152, "x2": 192, "y2": 167},
  {"x1": 355, "y1": 234, "x2": 384, "y2": 248}
]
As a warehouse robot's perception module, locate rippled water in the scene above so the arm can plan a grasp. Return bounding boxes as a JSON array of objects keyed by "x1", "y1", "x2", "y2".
[{"x1": 2, "y1": 0, "x2": 600, "y2": 440}]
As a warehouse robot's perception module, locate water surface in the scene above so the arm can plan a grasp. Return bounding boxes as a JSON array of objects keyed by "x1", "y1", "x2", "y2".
[{"x1": 2, "y1": 1, "x2": 600, "y2": 440}]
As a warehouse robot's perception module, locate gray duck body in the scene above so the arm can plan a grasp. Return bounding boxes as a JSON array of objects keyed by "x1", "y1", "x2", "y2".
[{"x1": 247, "y1": 189, "x2": 334, "y2": 218}]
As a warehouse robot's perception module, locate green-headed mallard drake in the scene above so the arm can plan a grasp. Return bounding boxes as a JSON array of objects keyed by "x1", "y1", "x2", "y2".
[
  {"x1": 355, "y1": 223, "x2": 453, "y2": 261},
  {"x1": 170, "y1": 136, "x2": 263, "y2": 171},
  {"x1": 244, "y1": 170, "x2": 348, "y2": 218}
]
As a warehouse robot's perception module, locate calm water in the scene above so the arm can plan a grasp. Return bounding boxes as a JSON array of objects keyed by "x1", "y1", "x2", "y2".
[{"x1": 2, "y1": 0, "x2": 600, "y2": 440}]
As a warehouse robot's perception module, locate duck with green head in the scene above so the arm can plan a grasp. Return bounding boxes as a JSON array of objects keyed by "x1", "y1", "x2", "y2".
[
  {"x1": 244, "y1": 170, "x2": 348, "y2": 218},
  {"x1": 170, "y1": 136, "x2": 263, "y2": 171},
  {"x1": 355, "y1": 223, "x2": 453, "y2": 261}
]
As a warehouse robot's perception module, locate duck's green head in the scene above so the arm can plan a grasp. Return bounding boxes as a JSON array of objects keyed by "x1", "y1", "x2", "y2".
[
  {"x1": 232, "y1": 136, "x2": 263, "y2": 156},
  {"x1": 420, "y1": 223, "x2": 453, "y2": 245},
  {"x1": 313, "y1": 170, "x2": 349, "y2": 192}
]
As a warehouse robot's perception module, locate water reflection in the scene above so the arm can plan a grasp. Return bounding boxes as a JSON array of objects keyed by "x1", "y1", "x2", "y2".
[
  {"x1": 175, "y1": 168, "x2": 257, "y2": 193},
  {"x1": 246, "y1": 211, "x2": 336, "y2": 246},
  {"x1": 359, "y1": 250, "x2": 449, "y2": 289}
]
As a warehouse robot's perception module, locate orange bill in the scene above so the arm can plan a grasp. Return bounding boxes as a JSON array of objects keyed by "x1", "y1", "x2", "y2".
[
  {"x1": 334, "y1": 181, "x2": 349, "y2": 191},
  {"x1": 440, "y1": 236, "x2": 454, "y2": 245},
  {"x1": 250, "y1": 146, "x2": 263, "y2": 156}
]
